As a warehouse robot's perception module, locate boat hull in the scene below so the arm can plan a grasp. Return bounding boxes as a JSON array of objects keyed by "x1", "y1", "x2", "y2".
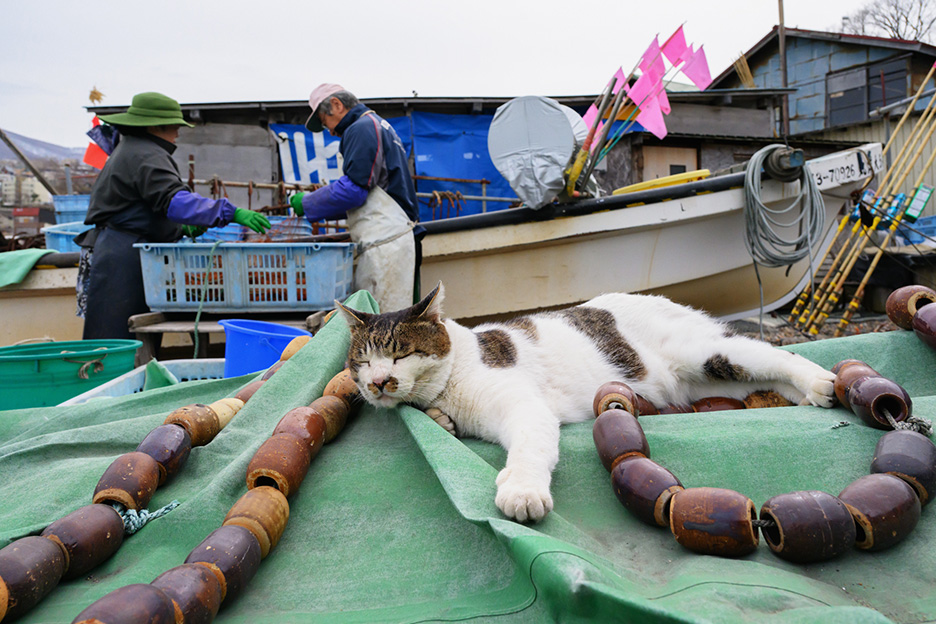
[{"x1": 420, "y1": 144, "x2": 883, "y2": 324}]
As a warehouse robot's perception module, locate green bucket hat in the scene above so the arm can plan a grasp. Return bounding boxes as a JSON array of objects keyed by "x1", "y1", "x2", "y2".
[{"x1": 98, "y1": 92, "x2": 194, "y2": 127}]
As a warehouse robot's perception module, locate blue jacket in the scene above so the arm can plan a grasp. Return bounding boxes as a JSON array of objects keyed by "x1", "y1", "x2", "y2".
[{"x1": 300, "y1": 104, "x2": 419, "y2": 223}]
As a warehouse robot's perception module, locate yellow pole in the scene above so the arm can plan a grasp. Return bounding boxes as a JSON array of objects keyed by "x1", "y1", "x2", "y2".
[
  {"x1": 795, "y1": 94, "x2": 936, "y2": 330},
  {"x1": 876, "y1": 87, "x2": 936, "y2": 193},
  {"x1": 882, "y1": 61, "x2": 936, "y2": 157},
  {"x1": 805, "y1": 110, "x2": 936, "y2": 333},
  {"x1": 791, "y1": 92, "x2": 936, "y2": 328},
  {"x1": 834, "y1": 141, "x2": 936, "y2": 336}
]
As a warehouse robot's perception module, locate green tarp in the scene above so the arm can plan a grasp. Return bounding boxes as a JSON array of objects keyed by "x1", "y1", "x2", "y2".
[{"x1": 2, "y1": 292, "x2": 935, "y2": 623}]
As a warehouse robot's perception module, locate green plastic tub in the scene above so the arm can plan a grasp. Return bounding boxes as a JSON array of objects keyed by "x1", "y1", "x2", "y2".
[{"x1": 0, "y1": 340, "x2": 142, "y2": 410}]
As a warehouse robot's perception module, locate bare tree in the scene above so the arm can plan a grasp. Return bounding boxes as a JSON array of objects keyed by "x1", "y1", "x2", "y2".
[{"x1": 841, "y1": 0, "x2": 936, "y2": 42}]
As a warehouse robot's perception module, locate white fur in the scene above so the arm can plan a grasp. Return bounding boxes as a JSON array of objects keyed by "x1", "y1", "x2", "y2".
[{"x1": 347, "y1": 285, "x2": 835, "y2": 523}]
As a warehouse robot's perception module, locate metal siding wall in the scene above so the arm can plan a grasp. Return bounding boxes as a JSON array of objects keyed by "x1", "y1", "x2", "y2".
[
  {"x1": 817, "y1": 116, "x2": 936, "y2": 218},
  {"x1": 174, "y1": 123, "x2": 279, "y2": 208}
]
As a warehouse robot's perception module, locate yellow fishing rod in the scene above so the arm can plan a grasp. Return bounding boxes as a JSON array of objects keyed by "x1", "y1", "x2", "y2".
[
  {"x1": 804, "y1": 110, "x2": 936, "y2": 333},
  {"x1": 834, "y1": 149, "x2": 936, "y2": 336},
  {"x1": 796, "y1": 90, "x2": 936, "y2": 331},
  {"x1": 790, "y1": 73, "x2": 936, "y2": 328}
]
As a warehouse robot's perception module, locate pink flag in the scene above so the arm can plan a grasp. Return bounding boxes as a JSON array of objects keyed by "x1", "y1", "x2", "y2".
[
  {"x1": 584, "y1": 67, "x2": 628, "y2": 128},
  {"x1": 610, "y1": 66, "x2": 627, "y2": 94},
  {"x1": 661, "y1": 26, "x2": 689, "y2": 66},
  {"x1": 583, "y1": 103, "x2": 599, "y2": 129},
  {"x1": 635, "y1": 95, "x2": 668, "y2": 139},
  {"x1": 681, "y1": 45, "x2": 712, "y2": 90},
  {"x1": 637, "y1": 37, "x2": 671, "y2": 114},
  {"x1": 626, "y1": 70, "x2": 670, "y2": 115},
  {"x1": 639, "y1": 36, "x2": 666, "y2": 82}
]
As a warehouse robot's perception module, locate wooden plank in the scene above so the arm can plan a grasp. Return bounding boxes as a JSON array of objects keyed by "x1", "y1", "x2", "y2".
[
  {"x1": 128, "y1": 312, "x2": 168, "y2": 330},
  {"x1": 130, "y1": 317, "x2": 309, "y2": 334}
]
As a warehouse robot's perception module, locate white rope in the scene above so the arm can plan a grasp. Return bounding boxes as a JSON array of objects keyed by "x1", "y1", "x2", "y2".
[
  {"x1": 743, "y1": 145, "x2": 827, "y2": 337},
  {"x1": 743, "y1": 145, "x2": 826, "y2": 268}
]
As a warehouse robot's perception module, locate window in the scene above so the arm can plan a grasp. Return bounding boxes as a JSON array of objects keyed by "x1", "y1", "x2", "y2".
[
  {"x1": 826, "y1": 55, "x2": 909, "y2": 128},
  {"x1": 669, "y1": 164, "x2": 688, "y2": 175}
]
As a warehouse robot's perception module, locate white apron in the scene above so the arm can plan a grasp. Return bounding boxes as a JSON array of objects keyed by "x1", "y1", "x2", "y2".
[{"x1": 345, "y1": 185, "x2": 416, "y2": 313}]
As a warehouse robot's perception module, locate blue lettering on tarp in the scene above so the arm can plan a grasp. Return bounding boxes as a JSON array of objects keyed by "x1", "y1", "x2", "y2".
[{"x1": 270, "y1": 123, "x2": 343, "y2": 185}]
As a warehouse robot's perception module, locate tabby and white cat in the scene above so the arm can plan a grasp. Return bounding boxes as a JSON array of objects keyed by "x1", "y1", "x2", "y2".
[{"x1": 336, "y1": 283, "x2": 836, "y2": 523}]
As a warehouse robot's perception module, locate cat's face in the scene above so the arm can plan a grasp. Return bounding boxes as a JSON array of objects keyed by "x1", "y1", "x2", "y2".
[{"x1": 337, "y1": 284, "x2": 451, "y2": 408}]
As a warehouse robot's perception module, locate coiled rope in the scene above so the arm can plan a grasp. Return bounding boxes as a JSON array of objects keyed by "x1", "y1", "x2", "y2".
[{"x1": 743, "y1": 145, "x2": 827, "y2": 337}]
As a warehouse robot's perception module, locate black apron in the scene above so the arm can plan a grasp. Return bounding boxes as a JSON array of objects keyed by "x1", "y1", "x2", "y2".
[{"x1": 81, "y1": 227, "x2": 149, "y2": 340}]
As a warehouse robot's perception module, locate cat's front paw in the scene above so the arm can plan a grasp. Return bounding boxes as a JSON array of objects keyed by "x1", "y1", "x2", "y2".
[
  {"x1": 801, "y1": 369, "x2": 837, "y2": 408},
  {"x1": 425, "y1": 407, "x2": 457, "y2": 436},
  {"x1": 495, "y1": 467, "x2": 553, "y2": 523}
]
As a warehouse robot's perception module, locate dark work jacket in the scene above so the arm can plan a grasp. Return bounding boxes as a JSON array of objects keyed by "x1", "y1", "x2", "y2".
[
  {"x1": 335, "y1": 104, "x2": 419, "y2": 223},
  {"x1": 83, "y1": 133, "x2": 186, "y2": 242}
]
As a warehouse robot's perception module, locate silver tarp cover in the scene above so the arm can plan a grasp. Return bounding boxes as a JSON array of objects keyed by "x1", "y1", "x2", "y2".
[{"x1": 488, "y1": 96, "x2": 585, "y2": 209}]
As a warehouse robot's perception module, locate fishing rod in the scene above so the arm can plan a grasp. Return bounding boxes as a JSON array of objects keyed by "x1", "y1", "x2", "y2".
[
  {"x1": 803, "y1": 107, "x2": 936, "y2": 333},
  {"x1": 793, "y1": 89, "x2": 936, "y2": 329},
  {"x1": 882, "y1": 61, "x2": 936, "y2": 158},
  {"x1": 578, "y1": 86, "x2": 629, "y2": 188},
  {"x1": 788, "y1": 72, "x2": 936, "y2": 324},
  {"x1": 833, "y1": 152, "x2": 936, "y2": 336},
  {"x1": 565, "y1": 77, "x2": 618, "y2": 195}
]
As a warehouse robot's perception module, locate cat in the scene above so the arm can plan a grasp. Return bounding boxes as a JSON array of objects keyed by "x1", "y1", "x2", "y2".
[{"x1": 335, "y1": 282, "x2": 836, "y2": 523}]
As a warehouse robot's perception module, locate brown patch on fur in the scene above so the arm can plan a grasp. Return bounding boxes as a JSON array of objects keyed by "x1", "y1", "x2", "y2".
[
  {"x1": 703, "y1": 355, "x2": 749, "y2": 381},
  {"x1": 476, "y1": 329, "x2": 517, "y2": 368},
  {"x1": 556, "y1": 306, "x2": 646, "y2": 379},
  {"x1": 347, "y1": 306, "x2": 452, "y2": 373},
  {"x1": 503, "y1": 316, "x2": 539, "y2": 341},
  {"x1": 743, "y1": 390, "x2": 794, "y2": 408}
]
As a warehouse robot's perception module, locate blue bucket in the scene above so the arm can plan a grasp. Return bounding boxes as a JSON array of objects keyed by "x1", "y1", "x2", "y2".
[{"x1": 218, "y1": 319, "x2": 311, "y2": 378}]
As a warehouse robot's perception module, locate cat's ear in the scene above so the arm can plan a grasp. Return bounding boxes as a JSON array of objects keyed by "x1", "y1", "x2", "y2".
[
  {"x1": 412, "y1": 282, "x2": 445, "y2": 322},
  {"x1": 333, "y1": 300, "x2": 369, "y2": 329}
]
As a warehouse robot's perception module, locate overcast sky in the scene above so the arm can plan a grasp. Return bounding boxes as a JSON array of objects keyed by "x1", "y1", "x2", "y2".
[{"x1": 2, "y1": 0, "x2": 871, "y2": 148}]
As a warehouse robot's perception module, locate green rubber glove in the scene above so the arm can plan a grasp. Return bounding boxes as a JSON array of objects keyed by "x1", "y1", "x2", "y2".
[
  {"x1": 233, "y1": 208, "x2": 271, "y2": 234},
  {"x1": 181, "y1": 225, "x2": 207, "y2": 239},
  {"x1": 289, "y1": 192, "x2": 306, "y2": 217}
]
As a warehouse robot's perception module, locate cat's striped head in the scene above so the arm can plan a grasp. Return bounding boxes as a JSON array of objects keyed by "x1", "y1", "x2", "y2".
[{"x1": 335, "y1": 283, "x2": 451, "y2": 408}]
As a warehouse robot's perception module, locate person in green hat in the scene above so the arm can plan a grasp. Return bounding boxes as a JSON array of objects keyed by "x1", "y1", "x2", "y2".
[{"x1": 76, "y1": 91, "x2": 272, "y2": 340}]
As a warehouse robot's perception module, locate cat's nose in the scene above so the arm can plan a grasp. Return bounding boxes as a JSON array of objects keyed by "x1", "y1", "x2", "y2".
[{"x1": 372, "y1": 376, "x2": 387, "y2": 390}]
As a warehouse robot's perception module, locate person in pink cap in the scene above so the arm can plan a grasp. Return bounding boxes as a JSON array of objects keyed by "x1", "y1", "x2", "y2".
[{"x1": 290, "y1": 84, "x2": 420, "y2": 312}]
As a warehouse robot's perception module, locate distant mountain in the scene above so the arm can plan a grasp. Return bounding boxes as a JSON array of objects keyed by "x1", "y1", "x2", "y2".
[{"x1": 0, "y1": 129, "x2": 85, "y2": 162}]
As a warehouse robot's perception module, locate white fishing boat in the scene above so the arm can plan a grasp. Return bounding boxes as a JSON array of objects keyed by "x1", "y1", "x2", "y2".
[{"x1": 420, "y1": 143, "x2": 884, "y2": 324}]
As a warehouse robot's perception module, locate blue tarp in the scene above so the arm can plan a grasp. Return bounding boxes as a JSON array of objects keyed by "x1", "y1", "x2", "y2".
[
  {"x1": 271, "y1": 110, "x2": 645, "y2": 221},
  {"x1": 272, "y1": 113, "x2": 515, "y2": 220}
]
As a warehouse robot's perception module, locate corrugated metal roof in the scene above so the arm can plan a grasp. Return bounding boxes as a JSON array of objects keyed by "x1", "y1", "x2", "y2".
[{"x1": 85, "y1": 89, "x2": 795, "y2": 117}]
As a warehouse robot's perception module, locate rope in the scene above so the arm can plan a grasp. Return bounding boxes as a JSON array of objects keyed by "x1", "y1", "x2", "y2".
[
  {"x1": 883, "y1": 407, "x2": 933, "y2": 436},
  {"x1": 111, "y1": 500, "x2": 180, "y2": 535},
  {"x1": 193, "y1": 240, "x2": 223, "y2": 359},
  {"x1": 743, "y1": 145, "x2": 827, "y2": 339}
]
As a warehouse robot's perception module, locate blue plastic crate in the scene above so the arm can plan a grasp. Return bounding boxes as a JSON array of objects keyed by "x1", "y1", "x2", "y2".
[
  {"x1": 135, "y1": 241, "x2": 355, "y2": 312},
  {"x1": 59, "y1": 358, "x2": 226, "y2": 405},
  {"x1": 899, "y1": 215, "x2": 936, "y2": 245},
  {"x1": 52, "y1": 194, "x2": 90, "y2": 224},
  {"x1": 199, "y1": 216, "x2": 313, "y2": 242},
  {"x1": 41, "y1": 221, "x2": 93, "y2": 253}
]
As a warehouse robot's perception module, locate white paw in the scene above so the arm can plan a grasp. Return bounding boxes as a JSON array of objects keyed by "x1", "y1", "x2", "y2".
[
  {"x1": 425, "y1": 407, "x2": 457, "y2": 436},
  {"x1": 495, "y1": 467, "x2": 553, "y2": 523},
  {"x1": 801, "y1": 369, "x2": 836, "y2": 408}
]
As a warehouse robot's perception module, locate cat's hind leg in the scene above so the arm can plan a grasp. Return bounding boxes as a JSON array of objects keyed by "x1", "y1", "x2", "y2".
[
  {"x1": 491, "y1": 400, "x2": 560, "y2": 523},
  {"x1": 701, "y1": 338, "x2": 836, "y2": 408}
]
